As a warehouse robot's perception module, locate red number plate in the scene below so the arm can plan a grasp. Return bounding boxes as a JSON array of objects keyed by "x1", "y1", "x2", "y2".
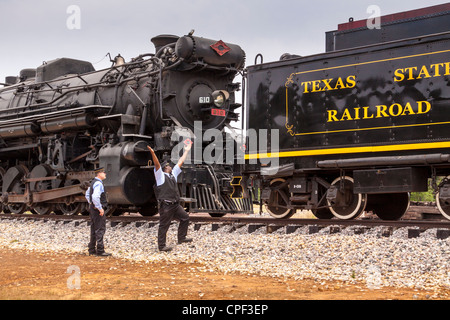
[{"x1": 211, "y1": 109, "x2": 226, "y2": 117}]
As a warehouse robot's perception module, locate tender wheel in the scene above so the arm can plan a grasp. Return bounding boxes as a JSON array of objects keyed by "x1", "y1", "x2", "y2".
[
  {"x1": 266, "y1": 178, "x2": 295, "y2": 219},
  {"x1": 436, "y1": 176, "x2": 450, "y2": 220},
  {"x1": 327, "y1": 176, "x2": 367, "y2": 220},
  {"x1": 366, "y1": 193, "x2": 410, "y2": 220},
  {"x1": 312, "y1": 180, "x2": 334, "y2": 219},
  {"x1": 312, "y1": 207, "x2": 334, "y2": 219}
]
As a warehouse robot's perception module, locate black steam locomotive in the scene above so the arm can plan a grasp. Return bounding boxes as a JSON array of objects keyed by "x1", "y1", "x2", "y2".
[
  {"x1": 0, "y1": 32, "x2": 252, "y2": 216},
  {"x1": 236, "y1": 4, "x2": 450, "y2": 220}
]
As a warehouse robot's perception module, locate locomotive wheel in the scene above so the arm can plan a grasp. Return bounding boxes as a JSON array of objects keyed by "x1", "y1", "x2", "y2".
[
  {"x1": 139, "y1": 203, "x2": 158, "y2": 216},
  {"x1": 4, "y1": 165, "x2": 29, "y2": 214},
  {"x1": 327, "y1": 176, "x2": 367, "y2": 220},
  {"x1": 312, "y1": 208, "x2": 334, "y2": 219},
  {"x1": 31, "y1": 204, "x2": 54, "y2": 215},
  {"x1": 266, "y1": 178, "x2": 295, "y2": 219},
  {"x1": 105, "y1": 205, "x2": 117, "y2": 217},
  {"x1": 0, "y1": 167, "x2": 6, "y2": 214},
  {"x1": 56, "y1": 202, "x2": 85, "y2": 215},
  {"x1": 56, "y1": 178, "x2": 90, "y2": 215},
  {"x1": 311, "y1": 181, "x2": 334, "y2": 219},
  {"x1": 366, "y1": 193, "x2": 410, "y2": 220},
  {"x1": 436, "y1": 176, "x2": 450, "y2": 220},
  {"x1": 8, "y1": 203, "x2": 27, "y2": 215},
  {"x1": 29, "y1": 164, "x2": 54, "y2": 215}
]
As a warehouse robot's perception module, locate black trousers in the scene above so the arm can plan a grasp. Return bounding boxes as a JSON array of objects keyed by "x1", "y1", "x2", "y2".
[
  {"x1": 88, "y1": 206, "x2": 106, "y2": 254},
  {"x1": 158, "y1": 202, "x2": 190, "y2": 249}
]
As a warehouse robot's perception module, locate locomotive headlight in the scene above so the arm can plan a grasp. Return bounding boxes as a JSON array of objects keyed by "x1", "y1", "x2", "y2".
[{"x1": 212, "y1": 90, "x2": 230, "y2": 108}]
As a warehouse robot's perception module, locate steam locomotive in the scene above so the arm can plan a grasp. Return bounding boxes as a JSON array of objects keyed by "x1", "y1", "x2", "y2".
[
  {"x1": 236, "y1": 4, "x2": 450, "y2": 220},
  {"x1": 0, "y1": 32, "x2": 252, "y2": 216}
]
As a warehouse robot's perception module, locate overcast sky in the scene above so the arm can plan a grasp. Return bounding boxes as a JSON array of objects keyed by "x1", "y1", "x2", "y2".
[{"x1": 0, "y1": 0, "x2": 447, "y2": 82}]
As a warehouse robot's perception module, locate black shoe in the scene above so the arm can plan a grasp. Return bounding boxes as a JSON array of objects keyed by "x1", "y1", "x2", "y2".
[
  {"x1": 159, "y1": 246, "x2": 173, "y2": 252},
  {"x1": 96, "y1": 252, "x2": 112, "y2": 257},
  {"x1": 88, "y1": 252, "x2": 97, "y2": 256},
  {"x1": 178, "y1": 238, "x2": 193, "y2": 244}
]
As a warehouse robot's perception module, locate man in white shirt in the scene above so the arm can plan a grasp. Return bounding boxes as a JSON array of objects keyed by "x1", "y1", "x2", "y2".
[{"x1": 148, "y1": 141, "x2": 193, "y2": 252}]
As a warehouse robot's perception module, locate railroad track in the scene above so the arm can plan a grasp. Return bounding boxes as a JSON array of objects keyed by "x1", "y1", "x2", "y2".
[{"x1": 1, "y1": 210, "x2": 450, "y2": 239}]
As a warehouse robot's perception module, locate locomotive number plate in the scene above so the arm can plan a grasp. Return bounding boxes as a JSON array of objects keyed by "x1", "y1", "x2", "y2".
[{"x1": 211, "y1": 108, "x2": 226, "y2": 117}]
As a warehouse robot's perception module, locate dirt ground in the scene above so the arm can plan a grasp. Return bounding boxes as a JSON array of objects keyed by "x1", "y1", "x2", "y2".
[{"x1": 0, "y1": 246, "x2": 449, "y2": 301}]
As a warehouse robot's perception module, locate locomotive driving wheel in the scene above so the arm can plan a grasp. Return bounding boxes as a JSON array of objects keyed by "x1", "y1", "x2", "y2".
[
  {"x1": 139, "y1": 203, "x2": 158, "y2": 216},
  {"x1": 436, "y1": 176, "x2": 450, "y2": 220},
  {"x1": 55, "y1": 178, "x2": 85, "y2": 215},
  {"x1": 266, "y1": 178, "x2": 295, "y2": 219},
  {"x1": 29, "y1": 164, "x2": 54, "y2": 215},
  {"x1": 3, "y1": 165, "x2": 29, "y2": 214},
  {"x1": 56, "y1": 202, "x2": 85, "y2": 215},
  {"x1": 0, "y1": 167, "x2": 6, "y2": 213},
  {"x1": 327, "y1": 176, "x2": 367, "y2": 220}
]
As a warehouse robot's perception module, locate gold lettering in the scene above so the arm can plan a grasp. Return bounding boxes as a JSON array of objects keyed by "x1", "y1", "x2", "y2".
[
  {"x1": 322, "y1": 79, "x2": 333, "y2": 91},
  {"x1": 340, "y1": 109, "x2": 353, "y2": 121},
  {"x1": 327, "y1": 110, "x2": 338, "y2": 122},
  {"x1": 301, "y1": 81, "x2": 311, "y2": 93},
  {"x1": 334, "y1": 77, "x2": 345, "y2": 90},
  {"x1": 430, "y1": 63, "x2": 444, "y2": 77},
  {"x1": 404, "y1": 67, "x2": 418, "y2": 80},
  {"x1": 354, "y1": 107, "x2": 361, "y2": 120},
  {"x1": 346, "y1": 75, "x2": 356, "y2": 88},
  {"x1": 445, "y1": 62, "x2": 450, "y2": 76},
  {"x1": 389, "y1": 103, "x2": 402, "y2": 117},
  {"x1": 417, "y1": 65, "x2": 431, "y2": 79},
  {"x1": 417, "y1": 101, "x2": 431, "y2": 114},
  {"x1": 363, "y1": 106, "x2": 373, "y2": 119},
  {"x1": 311, "y1": 80, "x2": 322, "y2": 92},
  {"x1": 376, "y1": 105, "x2": 388, "y2": 118},
  {"x1": 326, "y1": 101, "x2": 431, "y2": 123},
  {"x1": 394, "y1": 62, "x2": 449, "y2": 82},
  {"x1": 401, "y1": 102, "x2": 415, "y2": 116},
  {"x1": 394, "y1": 68, "x2": 405, "y2": 82}
]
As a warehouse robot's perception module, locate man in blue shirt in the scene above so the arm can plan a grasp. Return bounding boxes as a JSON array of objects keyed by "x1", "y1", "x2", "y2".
[
  {"x1": 85, "y1": 167, "x2": 111, "y2": 256},
  {"x1": 148, "y1": 140, "x2": 193, "y2": 252}
]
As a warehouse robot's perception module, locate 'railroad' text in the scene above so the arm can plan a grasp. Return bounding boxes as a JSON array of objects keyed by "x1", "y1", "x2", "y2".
[{"x1": 327, "y1": 100, "x2": 431, "y2": 122}]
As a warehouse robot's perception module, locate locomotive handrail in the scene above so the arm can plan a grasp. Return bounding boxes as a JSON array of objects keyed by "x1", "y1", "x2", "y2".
[
  {"x1": 0, "y1": 105, "x2": 111, "y2": 126},
  {"x1": 254, "y1": 53, "x2": 263, "y2": 65}
]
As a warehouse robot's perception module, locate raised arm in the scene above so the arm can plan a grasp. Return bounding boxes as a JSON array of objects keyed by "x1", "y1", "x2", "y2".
[
  {"x1": 177, "y1": 140, "x2": 193, "y2": 168},
  {"x1": 147, "y1": 146, "x2": 161, "y2": 171}
]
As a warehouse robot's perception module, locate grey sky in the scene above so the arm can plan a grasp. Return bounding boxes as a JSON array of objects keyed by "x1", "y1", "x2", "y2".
[{"x1": 0, "y1": 0, "x2": 447, "y2": 82}]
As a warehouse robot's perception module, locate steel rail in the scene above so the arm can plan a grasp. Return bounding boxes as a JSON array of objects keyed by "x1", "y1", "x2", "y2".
[{"x1": 1, "y1": 213, "x2": 449, "y2": 230}]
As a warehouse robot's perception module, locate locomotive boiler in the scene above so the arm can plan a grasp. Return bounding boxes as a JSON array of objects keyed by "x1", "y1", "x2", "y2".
[
  {"x1": 236, "y1": 4, "x2": 450, "y2": 220},
  {"x1": 0, "y1": 32, "x2": 252, "y2": 216}
]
